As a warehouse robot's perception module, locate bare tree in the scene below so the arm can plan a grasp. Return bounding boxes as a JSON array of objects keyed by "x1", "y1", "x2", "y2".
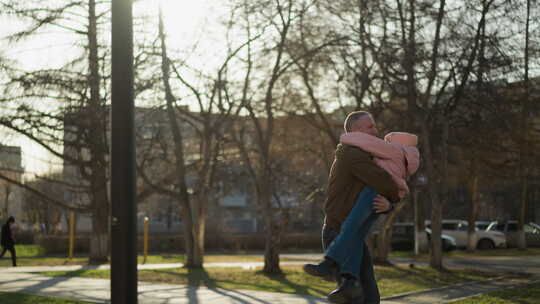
[
  {"x1": 366, "y1": 0, "x2": 502, "y2": 268},
  {"x1": 0, "y1": 1, "x2": 156, "y2": 262},
  {"x1": 517, "y1": 0, "x2": 533, "y2": 250},
  {"x1": 224, "y1": 0, "x2": 328, "y2": 273},
  {"x1": 135, "y1": 5, "x2": 257, "y2": 268}
]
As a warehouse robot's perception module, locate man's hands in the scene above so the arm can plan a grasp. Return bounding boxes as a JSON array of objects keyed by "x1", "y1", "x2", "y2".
[{"x1": 373, "y1": 195, "x2": 392, "y2": 213}]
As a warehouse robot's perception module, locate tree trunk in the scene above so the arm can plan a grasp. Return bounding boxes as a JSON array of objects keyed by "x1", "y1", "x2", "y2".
[
  {"x1": 157, "y1": 8, "x2": 201, "y2": 268},
  {"x1": 181, "y1": 219, "x2": 198, "y2": 267},
  {"x1": 517, "y1": 179, "x2": 528, "y2": 250},
  {"x1": 260, "y1": 178, "x2": 281, "y2": 274},
  {"x1": 166, "y1": 203, "x2": 172, "y2": 231},
  {"x1": 429, "y1": 195, "x2": 443, "y2": 269},
  {"x1": 422, "y1": 119, "x2": 444, "y2": 270},
  {"x1": 517, "y1": 0, "x2": 532, "y2": 252},
  {"x1": 2, "y1": 185, "x2": 10, "y2": 219},
  {"x1": 89, "y1": 232, "x2": 109, "y2": 263},
  {"x1": 375, "y1": 200, "x2": 406, "y2": 263},
  {"x1": 187, "y1": 196, "x2": 205, "y2": 267},
  {"x1": 88, "y1": 0, "x2": 109, "y2": 263},
  {"x1": 467, "y1": 158, "x2": 479, "y2": 252},
  {"x1": 263, "y1": 223, "x2": 281, "y2": 273},
  {"x1": 412, "y1": 186, "x2": 428, "y2": 254},
  {"x1": 89, "y1": 164, "x2": 110, "y2": 263}
]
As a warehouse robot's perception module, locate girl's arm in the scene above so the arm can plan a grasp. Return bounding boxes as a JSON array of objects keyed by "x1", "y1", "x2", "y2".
[{"x1": 340, "y1": 132, "x2": 401, "y2": 160}]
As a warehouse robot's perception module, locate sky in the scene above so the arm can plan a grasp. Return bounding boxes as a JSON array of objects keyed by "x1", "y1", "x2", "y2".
[{"x1": 0, "y1": 0, "x2": 226, "y2": 177}]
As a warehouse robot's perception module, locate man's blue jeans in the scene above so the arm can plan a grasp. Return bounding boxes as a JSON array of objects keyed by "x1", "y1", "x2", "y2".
[
  {"x1": 322, "y1": 217, "x2": 380, "y2": 303},
  {"x1": 325, "y1": 187, "x2": 378, "y2": 278}
]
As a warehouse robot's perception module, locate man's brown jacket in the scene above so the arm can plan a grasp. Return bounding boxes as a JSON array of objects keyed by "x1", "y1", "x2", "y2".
[{"x1": 324, "y1": 144, "x2": 401, "y2": 231}]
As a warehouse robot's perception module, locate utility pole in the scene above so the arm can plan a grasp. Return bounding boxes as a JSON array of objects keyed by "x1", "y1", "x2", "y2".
[{"x1": 111, "y1": 0, "x2": 137, "y2": 303}]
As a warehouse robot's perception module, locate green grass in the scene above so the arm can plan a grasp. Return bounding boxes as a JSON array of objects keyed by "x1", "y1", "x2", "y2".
[
  {"x1": 0, "y1": 246, "x2": 275, "y2": 267},
  {"x1": 0, "y1": 291, "x2": 92, "y2": 304},
  {"x1": 8, "y1": 245, "x2": 540, "y2": 268},
  {"x1": 40, "y1": 265, "x2": 497, "y2": 298},
  {"x1": 451, "y1": 282, "x2": 540, "y2": 304},
  {"x1": 0, "y1": 256, "x2": 89, "y2": 267}
]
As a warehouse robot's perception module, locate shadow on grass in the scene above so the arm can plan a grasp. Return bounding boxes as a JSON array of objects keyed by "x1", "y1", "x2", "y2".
[
  {"x1": 258, "y1": 269, "x2": 330, "y2": 297},
  {"x1": 186, "y1": 267, "x2": 217, "y2": 289},
  {"x1": 0, "y1": 291, "x2": 87, "y2": 304},
  {"x1": 150, "y1": 267, "x2": 321, "y2": 303},
  {"x1": 377, "y1": 263, "x2": 497, "y2": 287},
  {"x1": 55, "y1": 269, "x2": 99, "y2": 278}
]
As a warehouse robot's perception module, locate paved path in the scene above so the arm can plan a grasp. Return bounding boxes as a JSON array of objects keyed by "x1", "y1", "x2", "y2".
[
  {"x1": 0, "y1": 271, "x2": 533, "y2": 304},
  {"x1": 0, "y1": 261, "x2": 308, "y2": 274},
  {"x1": 6, "y1": 254, "x2": 540, "y2": 274},
  {"x1": 1, "y1": 255, "x2": 539, "y2": 303},
  {"x1": 0, "y1": 272, "x2": 329, "y2": 304},
  {"x1": 7, "y1": 260, "x2": 311, "y2": 274}
]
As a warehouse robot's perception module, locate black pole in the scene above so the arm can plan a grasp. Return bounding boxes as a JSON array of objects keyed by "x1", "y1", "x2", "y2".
[{"x1": 111, "y1": 0, "x2": 137, "y2": 303}]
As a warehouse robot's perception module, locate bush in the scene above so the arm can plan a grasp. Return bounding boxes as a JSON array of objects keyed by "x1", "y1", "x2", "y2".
[
  {"x1": 13, "y1": 230, "x2": 35, "y2": 244},
  {"x1": 35, "y1": 235, "x2": 90, "y2": 255},
  {"x1": 34, "y1": 232, "x2": 322, "y2": 255},
  {"x1": 138, "y1": 232, "x2": 321, "y2": 253}
]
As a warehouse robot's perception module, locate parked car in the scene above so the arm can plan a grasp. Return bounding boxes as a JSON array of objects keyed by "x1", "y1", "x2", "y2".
[
  {"x1": 475, "y1": 221, "x2": 492, "y2": 231},
  {"x1": 425, "y1": 219, "x2": 507, "y2": 250},
  {"x1": 391, "y1": 222, "x2": 457, "y2": 252},
  {"x1": 486, "y1": 221, "x2": 540, "y2": 248},
  {"x1": 425, "y1": 228, "x2": 458, "y2": 252}
]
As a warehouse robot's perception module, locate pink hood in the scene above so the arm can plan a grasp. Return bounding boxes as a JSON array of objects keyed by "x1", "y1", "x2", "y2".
[{"x1": 384, "y1": 132, "x2": 420, "y2": 177}]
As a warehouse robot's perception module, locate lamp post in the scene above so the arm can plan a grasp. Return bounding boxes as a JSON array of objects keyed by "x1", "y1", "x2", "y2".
[
  {"x1": 413, "y1": 174, "x2": 427, "y2": 256},
  {"x1": 111, "y1": 0, "x2": 137, "y2": 303}
]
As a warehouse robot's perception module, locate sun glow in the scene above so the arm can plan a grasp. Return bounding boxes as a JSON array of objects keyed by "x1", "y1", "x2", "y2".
[
  {"x1": 136, "y1": 0, "x2": 211, "y2": 43},
  {"x1": 135, "y1": 0, "x2": 229, "y2": 70},
  {"x1": 0, "y1": 1, "x2": 228, "y2": 175}
]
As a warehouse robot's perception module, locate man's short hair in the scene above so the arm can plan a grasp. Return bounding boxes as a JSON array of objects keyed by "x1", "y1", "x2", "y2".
[{"x1": 344, "y1": 111, "x2": 371, "y2": 132}]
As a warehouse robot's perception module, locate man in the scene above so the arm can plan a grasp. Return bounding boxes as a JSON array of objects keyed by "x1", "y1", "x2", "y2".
[
  {"x1": 315, "y1": 111, "x2": 400, "y2": 304},
  {"x1": 0, "y1": 216, "x2": 17, "y2": 267}
]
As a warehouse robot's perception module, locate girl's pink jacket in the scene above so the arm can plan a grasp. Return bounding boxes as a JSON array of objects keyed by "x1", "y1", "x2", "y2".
[{"x1": 340, "y1": 132, "x2": 420, "y2": 198}]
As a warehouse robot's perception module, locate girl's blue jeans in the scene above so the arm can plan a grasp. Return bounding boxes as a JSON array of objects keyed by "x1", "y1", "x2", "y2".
[{"x1": 325, "y1": 187, "x2": 378, "y2": 278}]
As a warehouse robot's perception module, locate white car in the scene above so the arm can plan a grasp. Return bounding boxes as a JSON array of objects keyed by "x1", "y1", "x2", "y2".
[
  {"x1": 426, "y1": 219, "x2": 507, "y2": 250},
  {"x1": 487, "y1": 221, "x2": 540, "y2": 247},
  {"x1": 475, "y1": 221, "x2": 492, "y2": 231}
]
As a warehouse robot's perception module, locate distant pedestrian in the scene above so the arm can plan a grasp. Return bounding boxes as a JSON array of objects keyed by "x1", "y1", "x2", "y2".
[{"x1": 0, "y1": 216, "x2": 17, "y2": 267}]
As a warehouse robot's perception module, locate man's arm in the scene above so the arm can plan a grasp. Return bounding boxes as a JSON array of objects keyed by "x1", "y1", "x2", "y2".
[{"x1": 345, "y1": 146, "x2": 400, "y2": 203}]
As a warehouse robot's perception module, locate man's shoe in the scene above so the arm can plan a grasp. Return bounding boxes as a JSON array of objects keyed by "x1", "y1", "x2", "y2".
[
  {"x1": 327, "y1": 277, "x2": 363, "y2": 304},
  {"x1": 303, "y1": 258, "x2": 338, "y2": 280}
]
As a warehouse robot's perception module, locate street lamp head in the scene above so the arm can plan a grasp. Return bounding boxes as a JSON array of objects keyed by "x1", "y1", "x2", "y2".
[{"x1": 413, "y1": 174, "x2": 427, "y2": 186}]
